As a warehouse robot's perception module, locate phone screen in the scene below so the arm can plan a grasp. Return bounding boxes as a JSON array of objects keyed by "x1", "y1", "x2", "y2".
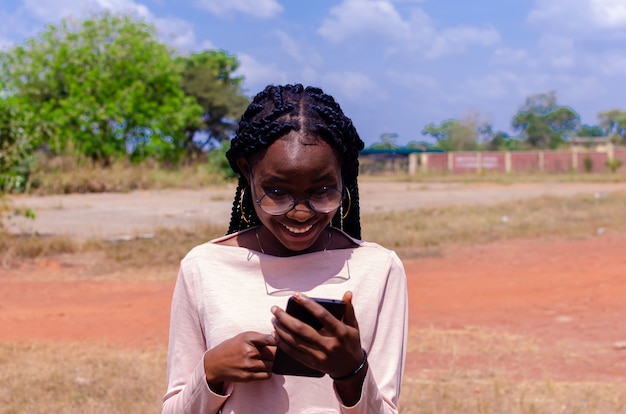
[{"x1": 272, "y1": 297, "x2": 346, "y2": 377}]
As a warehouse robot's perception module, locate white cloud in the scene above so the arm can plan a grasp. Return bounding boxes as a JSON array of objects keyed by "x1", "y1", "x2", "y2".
[
  {"x1": 491, "y1": 47, "x2": 530, "y2": 66},
  {"x1": 594, "y1": 50, "x2": 626, "y2": 75},
  {"x1": 465, "y1": 71, "x2": 523, "y2": 100},
  {"x1": 273, "y1": 30, "x2": 323, "y2": 67},
  {"x1": 590, "y1": 0, "x2": 626, "y2": 28},
  {"x1": 198, "y1": 39, "x2": 217, "y2": 51},
  {"x1": 538, "y1": 35, "x2": 575, "y2": 69},
  {"x1": 235, "y1": 53, "x2": 289, "y2": 94},
  {"x1": 318, "y1": 0, "x2": 410, "y2": 43},
  {"x1": 321, "y1": 71, "x2": 387, "y2": 103},
  {"x1": 425, "y1": 25, "x2": 500, "y2": 59},
  {"x1": 193, "y1": 0, "x2": 282, "y2": 19},
  {"x1": 21, "y1": 0, "x2": 151, "y2": 22},
  {"x1": 318, "y1": 0, "x2": 500, "y2": 59},
  {"x1": 10, "y1": 0, "x2": 198, "y2": 51},
  {"x1": 528, "y1": 0, "x2": 626, "y2": 33},
  {"x1": 552, "y1": 74, "x2": 604, "y2": 103},
  {"x1": 0, "y1": 37, "x2": 12, "y2": 51},
  {"x1": 154, "y1": 16, "x2": 196, "y2": 51},
  {"x1": 386, "y1": 69, "x2": 439, "y2": 91},
  {"x1": 22, "y1": 0, "x2": 96, "y2": 22}
]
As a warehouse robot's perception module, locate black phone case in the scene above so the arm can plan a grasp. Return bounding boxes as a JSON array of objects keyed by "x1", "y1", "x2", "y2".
[{"x1": 272, "y1": 297, "x2": 346, "y2": 377}]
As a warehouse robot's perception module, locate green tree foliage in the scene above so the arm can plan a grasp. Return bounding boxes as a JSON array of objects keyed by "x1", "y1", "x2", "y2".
[
  {"x1": 177, "y1": 50, "x2": 249, "y2": 157},
  {"x1": 369, "y1": 133, "x2": 399, "y2": 150},
  {"x1": 0, "y1": 96, "x2": 34, "y2": 192},
  {"x1": 575, "y1": 124, "x2": 605, "y2": 137},
  {"x1": 477, "y1": 124, "x2": 524, "y2": 151},
  {"x1": 422, "y1": 119, "x2": 479, "y2": 151},
  {"x1": 512, "y1": 92, "x2": 580, "y2": 149},
  {"x1": 597, "y1": 109, "x2": 626, "y2": 144},
  {"x1": 0, "y1": 12, "x2": 202, "y2": 164}
]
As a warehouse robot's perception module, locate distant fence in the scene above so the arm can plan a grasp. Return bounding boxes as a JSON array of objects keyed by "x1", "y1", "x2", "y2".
[{"x1": 359, "y1": 147, "x2": 626, "y2": 175}]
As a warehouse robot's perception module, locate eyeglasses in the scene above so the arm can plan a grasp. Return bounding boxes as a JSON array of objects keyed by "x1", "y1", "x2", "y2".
[
  {"x1": 250, "y1": 170, "x2": 343, "y2": 216},
  {"x1": 255, "y1": 187, "x2": 343, "y2": 215}
]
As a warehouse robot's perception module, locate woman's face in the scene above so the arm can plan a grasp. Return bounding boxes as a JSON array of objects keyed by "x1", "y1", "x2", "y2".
[{"x1": 241, "y1": 132, "x2": 342, "y2": 254}]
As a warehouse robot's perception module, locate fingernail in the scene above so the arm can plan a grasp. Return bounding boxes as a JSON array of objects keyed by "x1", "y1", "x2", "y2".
[{"x1": 271, "y1": 306, "x2": 277, "y2": 314}]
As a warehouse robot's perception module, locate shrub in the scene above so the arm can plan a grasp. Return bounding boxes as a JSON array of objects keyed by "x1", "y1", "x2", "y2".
[
  {"x1": 606, "y1": 158, "x2": 623, "y2": 173},
  {"x1": 583, "y1": 155, "x2": 593, "y2": 173}
]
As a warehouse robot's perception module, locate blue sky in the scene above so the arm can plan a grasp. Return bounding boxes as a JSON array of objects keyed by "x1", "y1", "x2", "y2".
[{"x1": 2, "y1": 0, "x2": 626, "y2": 146}]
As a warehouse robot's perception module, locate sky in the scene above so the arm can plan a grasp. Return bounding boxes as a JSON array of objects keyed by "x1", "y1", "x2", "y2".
[{"x1": 2, "y1": 0, "x2": 626, "y2": 147}]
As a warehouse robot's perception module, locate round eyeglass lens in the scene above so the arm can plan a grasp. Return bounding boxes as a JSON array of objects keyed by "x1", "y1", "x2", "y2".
[{"x1": 258, "y1": 187, "x2": 342, "y2": 215}]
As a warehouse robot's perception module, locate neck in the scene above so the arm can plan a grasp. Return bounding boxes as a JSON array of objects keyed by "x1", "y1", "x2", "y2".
[{"x1": 255, "y1": 226, "x2": 332, "y2": 257}]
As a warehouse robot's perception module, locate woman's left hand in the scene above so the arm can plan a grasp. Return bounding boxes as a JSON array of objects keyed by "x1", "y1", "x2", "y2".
[{"x1": 271, "y1": 291, "x2": 364, "y2": 380}]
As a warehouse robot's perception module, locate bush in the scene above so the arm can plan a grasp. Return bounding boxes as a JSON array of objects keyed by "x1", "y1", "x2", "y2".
[
  {"x1": 606, "y1": 158, "x2": 623, "y2": 173},
  {"x1": 583, "y1": 155, "x2": 593, "y2": 173},
  {"x1": 0, "y1": 101, "x2": 35, "y2": 193}
]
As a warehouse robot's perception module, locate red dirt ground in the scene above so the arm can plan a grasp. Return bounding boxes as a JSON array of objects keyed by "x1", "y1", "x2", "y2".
[{"x1": 1, "y1": 234, "x2": 625, "y2": 382}]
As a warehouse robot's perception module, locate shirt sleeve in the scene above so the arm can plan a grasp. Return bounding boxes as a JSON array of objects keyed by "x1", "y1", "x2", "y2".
[
  {"x1": 337, "y1": 251, "x2": 408, "y2": 414},
  {"x1": 162, "y1": 265, "x2": 231, "y2": 414}
]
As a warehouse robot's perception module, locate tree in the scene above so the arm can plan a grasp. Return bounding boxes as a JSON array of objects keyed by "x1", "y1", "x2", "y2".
[
  {"x1": 422, "y1": 118, "x2": 479, "y2": 151},
  {"x1": 512, "y1": 92, "x2": 580, "y2": 149},
  {"x1": 177, "y1": 50, "x2": 250, "y2": 157},
  {"x1": 598, "y1": 109, "x2": 626, "y2": 144},
  {"x1": 575, "y1": 124, "x2": 605, "y2": 137},
  {"x1": 0, "y1": 96, "x2": 34, "y2": 193},
  {"x1": 422, "y1": 120, "x2": 457, "y2": 143},
  {"x1": 368, "y1": 133, "x2": 399, "y2": 150},
  {"x1": 0, "y1": 12, "x2": 202, "y2": 164}
]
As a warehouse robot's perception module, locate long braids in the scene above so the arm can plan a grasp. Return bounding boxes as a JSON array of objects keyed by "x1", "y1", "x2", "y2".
[{"x1": 225, "y1": 84, "x2": 365, "y2": 239}]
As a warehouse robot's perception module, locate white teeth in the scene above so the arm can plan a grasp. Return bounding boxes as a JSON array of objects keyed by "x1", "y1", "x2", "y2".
[{"x1": 284, "y1": 224, "x2": 313, "y2": 234}]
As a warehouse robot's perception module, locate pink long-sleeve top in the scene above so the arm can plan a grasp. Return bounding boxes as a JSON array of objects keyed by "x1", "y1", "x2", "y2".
[{"x1": 163, "y1": 228, "x2": 408, "y2": 413}]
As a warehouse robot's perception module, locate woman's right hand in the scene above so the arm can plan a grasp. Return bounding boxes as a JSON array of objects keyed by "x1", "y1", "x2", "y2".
[{"x1": 203, "y1": 331, "x2": 277, "y2": 394}]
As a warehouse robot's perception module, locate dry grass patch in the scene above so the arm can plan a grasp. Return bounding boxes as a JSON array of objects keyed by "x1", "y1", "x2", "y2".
[
  {"x1": 0, "y1": 223, "x2": 225, "y2": 272},
  {"x1": 400, "y1": 374, "x2": 626, "y2": 414},
  {"x1": 0, "y1": 342, "x2": 166, "y2": 414},
  {"x1": 0, "y1": 233, "x2": 77, "y2": 268},
  {"x1": 409, "y1": 326, "x2": 540, "y2": 358},
  {"x1": 2, "y1": 341, "x2": 623, "y2": 414},
  {"x1": 27, "y1": 155, "x2": 232, "y2": 195},
  {"x1": 362, "y1": 191, "x2": 626, "y2": 258}
]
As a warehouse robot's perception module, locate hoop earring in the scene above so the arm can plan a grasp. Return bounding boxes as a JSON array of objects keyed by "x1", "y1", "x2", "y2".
[
  {"x1": 239, "y1": 186, "x2": 250, "y2": 224},
  {"x1": 341, "y1": 187, "x2": 352, "y2": 221}
]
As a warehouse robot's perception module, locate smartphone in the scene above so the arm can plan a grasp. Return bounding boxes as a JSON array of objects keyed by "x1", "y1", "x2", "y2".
[{"x1": 272, "y1": 297, "x2": 346, "y2": 377}]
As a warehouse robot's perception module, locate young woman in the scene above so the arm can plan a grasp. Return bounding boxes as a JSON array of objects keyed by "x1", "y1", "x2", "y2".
[{"x1": 163, "y1": 84, "x2": 408, "y2": 413}]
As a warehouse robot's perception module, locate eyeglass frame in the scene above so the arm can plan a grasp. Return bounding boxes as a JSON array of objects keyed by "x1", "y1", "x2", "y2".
[{"x1": 248, "y1": 168, "x2": 345, "y2": 216}]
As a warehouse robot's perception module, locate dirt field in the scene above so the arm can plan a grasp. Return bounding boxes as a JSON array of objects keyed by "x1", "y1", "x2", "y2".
[
  {"x1": 1, "y1": 182, "x2": 625, "y2": 388},
  {"x1": 6, "y1": 181, "x2": 626, "y2": 240}
]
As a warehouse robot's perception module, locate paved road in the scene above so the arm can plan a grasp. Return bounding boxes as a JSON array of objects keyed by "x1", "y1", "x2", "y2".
[{"x1": 4, "y1": 181, "x2": 626, "y2": 240}]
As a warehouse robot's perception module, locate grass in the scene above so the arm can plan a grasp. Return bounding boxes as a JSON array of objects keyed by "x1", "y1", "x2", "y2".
[
  {"x1": 362, "y1": 191, "x2": 626, "y2": 259},
  {"x1": 24, "y1": 155, "x2": 233, "y2": 195},
  {"x1": 0, "y1": 342, "x2": 166, "y2": 414},
  {"x1": 400, "y1": 376, "x2": 626, "y2": 414},
  {"x1": 1, "y1": 341, "x2": 624, "y2": 414}
]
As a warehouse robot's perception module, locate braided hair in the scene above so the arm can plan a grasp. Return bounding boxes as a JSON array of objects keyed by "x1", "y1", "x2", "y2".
[{"x1": 225, "y1": 84, "x2": 365, "y2": 239}]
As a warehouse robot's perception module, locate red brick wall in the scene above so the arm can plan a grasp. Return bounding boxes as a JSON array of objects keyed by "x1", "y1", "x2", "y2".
[
  {"x1": 427, "y1": 153, "x2": 449, "y2": 172},
  {"x1": 510, "y1": 152, "x2": 540, "y2": 173},
  {"x1": 363, "y1": 148, "x2": 625, "y2": 174},
  {"x1": 543, "y1": 151, "x2": 572, "y2": 173},
  {"x1": 480, "y1": 153, "x2": 506, "y2": 173}
]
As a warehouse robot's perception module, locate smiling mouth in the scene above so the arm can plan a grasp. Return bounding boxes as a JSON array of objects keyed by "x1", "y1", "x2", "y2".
[{"x1": 283, "y1": 224, "x2": 313, "y2": 234}]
